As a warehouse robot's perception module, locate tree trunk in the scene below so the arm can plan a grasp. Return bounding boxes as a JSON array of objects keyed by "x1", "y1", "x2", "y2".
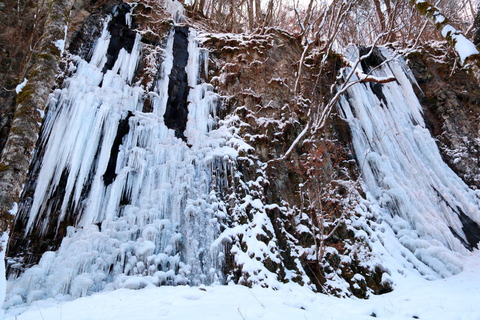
[
  {"x1": 247, "y1": 0, "x2": 254, "y2": 31},
  {"x1": 262, "y1": 0, "x2": 274, "y2": 30},
  {"x1": 474, "y1": 4, "x2": 480, "y2": 46},
  {"x1": 372, "y1": 0, "x2": 386, "y2": 34},
  {"x1": 227, "y1": 0, "x2": 236, "y2": 32},
  {"x1": 302, "y1": 0, "x2": 315, "y2": 35},
  {"x1": 198, "y1": 0, "x2": 206, "y2": 15},
  {"x1": 410, "y1": 0, "x2": 480, "y2": 81},
  {"x1": 254, "y1": 0, "x2": 262, "y2": 26},
  {"x1": 216, "y1": 0, "x2": 224, "y2": 23}
]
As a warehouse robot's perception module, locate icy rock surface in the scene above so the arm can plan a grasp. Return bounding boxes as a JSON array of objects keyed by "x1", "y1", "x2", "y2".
[
  {"x1": 339, "y1": 47, "x2": 480, "y2": 278},
  {"x1": 7, "y1": 17, "x2": 234, "y2": 305}
]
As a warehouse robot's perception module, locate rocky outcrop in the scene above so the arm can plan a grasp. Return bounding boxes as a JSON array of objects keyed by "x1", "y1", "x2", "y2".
[
  {"x1": 202, "y1": 29, "x2": 389, "y2": 296},
  {"x1": 407, "y1": 46, "x2": 480, "y2": 190},
  {"x1": 0, "y1": 0, "x2": 75, "y2": 246}
]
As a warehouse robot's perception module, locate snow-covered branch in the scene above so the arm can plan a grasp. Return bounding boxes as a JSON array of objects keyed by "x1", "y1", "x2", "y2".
[
  {"x1": 410, "y1": 0, "x2": 480, "y2": 67},
  {"x1": 344, "y1": 59, "x2": 396, "y2": 84}
]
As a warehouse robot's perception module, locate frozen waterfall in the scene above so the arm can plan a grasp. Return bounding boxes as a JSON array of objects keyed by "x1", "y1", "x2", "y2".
[
  {"x1": 339, "y1": 47, "x2": 480, "y2": 278},
  {"x1": 5, "y1": 7, "x2": 480, "y2": 307},
  {"x1": 5, "y1": 12, "x2": 234, "y2": 306}
]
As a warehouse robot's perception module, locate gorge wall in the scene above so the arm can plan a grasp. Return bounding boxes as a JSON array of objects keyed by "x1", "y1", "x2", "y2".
[
  {"x1": 407, "y1": 45, "x2": 480, "y2": 190},
  {"x1": 1, "y1": 0, "x2": 479, "y2": 307}
]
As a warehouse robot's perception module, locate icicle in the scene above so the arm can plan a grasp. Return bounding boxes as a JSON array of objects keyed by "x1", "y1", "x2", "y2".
[
  {"x1": 7, "y1": 22, "x2": 236, "y2": 306},
  {"x1": 184, "y1": 29, "x2": 219, "y2": 145},
  {"x1": 23, "y1": 18, "x2": 143, "y2": 235},
  {"x1": 339, "y1": 47, "x2": 480, "y2": 277}
]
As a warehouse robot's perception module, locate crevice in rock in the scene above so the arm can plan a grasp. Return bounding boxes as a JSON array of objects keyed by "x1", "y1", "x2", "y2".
[
  {"x1": 102, "y1": 3, "x2": 137, "y2": 72},
  {"x1": 164, "y1": 26, "x2": 190, "y2": 142},
  {"x1": 103, "y1": 111, "x2": 133, "y2": 186}
]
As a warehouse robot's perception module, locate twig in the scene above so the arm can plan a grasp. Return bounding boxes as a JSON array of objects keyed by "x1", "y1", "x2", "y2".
[
  {"x1": 35, "y1": 301, "x2": 45, "y2": 320},
  {"x1": 237, "y1": 307, "x2": 247, "y2": 320},
  {"x1": 248, "y1": 289, "x2": 265, "y2": 308}
]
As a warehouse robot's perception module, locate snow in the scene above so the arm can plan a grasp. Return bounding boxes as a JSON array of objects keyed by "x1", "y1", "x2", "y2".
[
  {"x1": 15, "y1": 78, "x2": 28, "y2": 94},
  {"x1": 8, "y1": 203, "x2": 18, "y2": 216},
  {"x1": 5, "y1": 250, "x2": 480, "y2": 320},
  {"x1": 441, "y1": 25, "x2": 479, "y2": 65},
  {"x1": 53, "y1": 25, "x2": 68, "y2": 55},
  {"x1": 161, "y1": 0, "x2": 184, "y2": 22},
  {"x1": 54, "y1": 39, "x2": 65, "y2": 55}
]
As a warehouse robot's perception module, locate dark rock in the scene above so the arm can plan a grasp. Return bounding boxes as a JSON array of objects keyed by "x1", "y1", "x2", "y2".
[
  {"x1": 164, "y1": 26, "x2": 190, "y2": 142},
  {"x1": 102, "y1": 3, "x2": 137, "y2": 73},
  {"x1": 103, "y1": 111, "x2": 133, "y2": 186},
  {"x1": 359, "y1": 46, "x2": 385, "y2": 73}
]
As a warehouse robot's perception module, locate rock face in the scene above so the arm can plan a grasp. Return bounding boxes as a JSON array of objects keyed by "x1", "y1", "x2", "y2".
[
  {"x1": 0, "y1": 0, "x2": 31, "y2": 156},
  {"x1": 164, "y1": 26, "x2": 190, "y2": 141},
  {"x1": 407, "y1": 47, "x2": 480, "y2": 190},
  {"x1": 202, "y1": 31, "x2": 389, "y2": 296},
  {"x1": 3, "y1": 0, "x2": 480, "y2": 306},
  {"x1": 2, "y1": 1, "x2": 389, "y2": 300}
]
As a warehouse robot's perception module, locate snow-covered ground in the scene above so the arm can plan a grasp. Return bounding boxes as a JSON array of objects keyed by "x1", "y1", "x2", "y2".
[{"x1": 5, "y1": 250, "x2": 480, "y2": 320}]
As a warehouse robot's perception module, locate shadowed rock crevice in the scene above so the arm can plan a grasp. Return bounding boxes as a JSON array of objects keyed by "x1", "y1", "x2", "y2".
[
  {"x1": 103, "y1": 111, "x2": 133, "y2": 186},
  {"x1": 457, "y1": 210, "x2": 480, "y2": 250},
  {"x1": 102, "y1": 3, "x2": 137, "y2": 72},
  {"x1": 164, "y1": 26, "x2": 190, "y2": 142}
]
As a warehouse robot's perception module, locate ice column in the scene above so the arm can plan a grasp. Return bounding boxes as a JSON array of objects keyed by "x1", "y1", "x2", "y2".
[{"x1": 338, "y1": 47, "x2": 480, "y2": 278}]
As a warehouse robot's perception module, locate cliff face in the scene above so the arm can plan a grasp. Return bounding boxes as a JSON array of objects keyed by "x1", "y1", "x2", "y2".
[
  {"x1": 2, "y1": 0, "x2": 480, "y2": 306},
  {"x1": 2, "y1": 0, "x2": 389, "y2": 300},
  {"x1": 202, "y1": 30, "x2": 388, "y2": 296},
  {"x1": 407, "y1": 46, "x2": 480, "y2": 190},
  {"x1": 0, "y1": 0, "x2": 41, "y2": 155}
]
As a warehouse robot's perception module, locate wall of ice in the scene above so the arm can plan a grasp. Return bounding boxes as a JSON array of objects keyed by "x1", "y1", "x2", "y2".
[
  {"x1": 5, "y1": 11, "x2": 235, "y2": 305},
  {"x1": 339, "y1": 47, "x2": 480, "y2": 279}
]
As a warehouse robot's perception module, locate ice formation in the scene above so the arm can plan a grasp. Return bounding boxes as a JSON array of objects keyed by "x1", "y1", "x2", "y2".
[
  {"x1": 6, "y1": 13, "x2": 235, "y2": 305},
  {"x1": 339, "y1": 47, "x2": 480, "y2": 278},
  {"x1": 5, "y1": 4, "x2": 480, "y2": 307}
]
